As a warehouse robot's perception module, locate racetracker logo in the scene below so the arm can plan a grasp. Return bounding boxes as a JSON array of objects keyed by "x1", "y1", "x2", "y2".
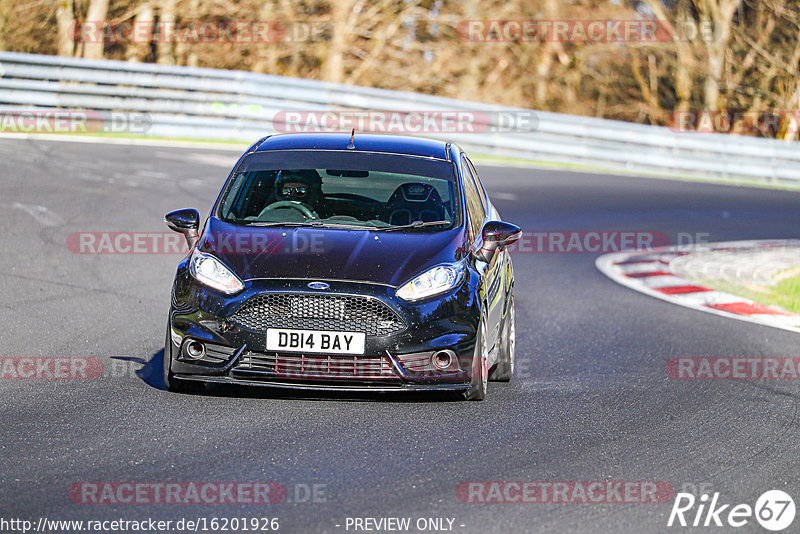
[
  {"x1": 0, "y1": 110, "x2": 151, "y2": 134},
  {"x1": 667, "y1": 357, "x2": 800, "y2": 379},
  {"x1": 671, "y1": 111, "x2": 800, "y2": 137},
  {"x1": 67, "y1": 231, "x2": 325, "y2": 255},
  {"x1": 506, "y1": 231, "x2": 669, "y2": 253},
  {"x1": 69, "y1": 482, "x2": 287, "y2": 505},
  {"x1": 69, "y1": 21, "x2": 331, "y2": 43},
  {"x1": 668, "y1": 490, "x2": 795, "y2": 530},
  {"x1": 456, "y1": 481, "x2": 674, "y2": 504},
  {"x1": 458, "y1": 20, "x2": 674, "y2": 43},
  {"x1": 0, "y1": 357, "x2": 103, "y2": 379},
  {"x1": 272, "y1": 110, "x2": 537, "y2": 133}
]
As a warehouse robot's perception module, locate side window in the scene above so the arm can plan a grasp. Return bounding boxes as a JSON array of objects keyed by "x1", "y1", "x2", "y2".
[
  {"x1": 465, "y1": 157, "x2": 489, "y2": 211},
  {"x1": 221, "y1": 170, "x2": 276, "y2": 219},
  {"x1": 461, "y1": 155, "x2": 486, "y2": 239}
]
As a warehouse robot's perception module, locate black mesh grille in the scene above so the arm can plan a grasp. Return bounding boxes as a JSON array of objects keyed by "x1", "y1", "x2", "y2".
[
  {"x1": 233, "y1": 351, "x2": 398, "y2": 380},
  {"x1": 231, "y1": 293, "x2": 406, "y2": 336}
]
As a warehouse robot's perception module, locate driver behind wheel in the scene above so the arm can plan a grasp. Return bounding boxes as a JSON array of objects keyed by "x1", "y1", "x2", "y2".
[{"x1": 274, "y1": 169, "x2": 324, "y2": 218}]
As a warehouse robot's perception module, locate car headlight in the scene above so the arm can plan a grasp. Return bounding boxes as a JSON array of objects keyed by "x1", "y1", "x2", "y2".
[
  {"x1": 396, "y1": 263, "x2": 465, "y2": 302},
  {"x1": 189, "y1": 251, "x2": 244, "y2": 294}
]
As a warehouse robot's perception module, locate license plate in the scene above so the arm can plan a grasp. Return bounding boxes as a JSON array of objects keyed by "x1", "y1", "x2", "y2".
[{"x1": 266, "y1": 328, "x2": 366, "y2": 355}]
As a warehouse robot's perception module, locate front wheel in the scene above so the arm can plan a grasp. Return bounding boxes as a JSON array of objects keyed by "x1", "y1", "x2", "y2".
[
  {"x1": 491, "y1": 294, "x2": 515, "y2": 382},
  {"x1": 464, "y1": 316, "x2": 488, "y2": 401}
]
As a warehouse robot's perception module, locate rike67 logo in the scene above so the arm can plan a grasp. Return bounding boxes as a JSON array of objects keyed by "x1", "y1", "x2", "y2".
[{"x1": 668, "y1": 490, "x2": 795, "y2": 531}]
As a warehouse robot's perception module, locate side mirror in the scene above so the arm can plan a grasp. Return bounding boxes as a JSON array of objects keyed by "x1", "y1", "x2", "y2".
[
  {"x1": 477, "y1": 221, "x2": 521, "y2": 262},
  {"x1": 165, "y1": 208, "x2": 200, "y2": 248}
]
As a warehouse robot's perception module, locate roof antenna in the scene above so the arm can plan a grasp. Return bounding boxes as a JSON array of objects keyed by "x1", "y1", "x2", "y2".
[{"x1": 347, "y1": 128, "x2": 355, "y2": 150}]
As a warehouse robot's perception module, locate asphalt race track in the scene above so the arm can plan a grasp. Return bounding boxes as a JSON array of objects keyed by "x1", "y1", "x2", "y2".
[{"x1": 2, "y1": 137, "x2": 800, "y2": 533}]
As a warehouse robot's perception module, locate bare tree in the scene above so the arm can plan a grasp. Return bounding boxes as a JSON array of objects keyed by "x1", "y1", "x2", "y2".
[
  {"x1": 126, "y1": 1, "x2": 153, "y2": 62},
  {"x1": 174, "y1": 0, "x2": 198, "y2": 67},
  {"x1": 157, "y1": 0, "x2": 176, "y2": 64},
  {"x1": 696, "y1": 0, "x2": 741, "y2": 110},
  {"x1": 84, "y1": 0, "x2": 110, "y2": 59},
  {"x1": 325, "y1": 0, "x2": 355, "y2": 83},
  {"x1": 55, "y1": 0, "x2": 75, "y2": 57},
  {"x1": 253, "y1": 0, "x2": 278, "y2": 74},
  {"x1": 0, "y1": 0, "x2": 8, "y2": 51}
]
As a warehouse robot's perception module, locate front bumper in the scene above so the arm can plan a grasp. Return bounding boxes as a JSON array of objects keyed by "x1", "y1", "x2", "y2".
[
  {"x1": 168, "y1": 270, "x2": 480, "y2": 391},
  {"x1": 174, "y1": 375, "x2": 472, "y2": 393}
]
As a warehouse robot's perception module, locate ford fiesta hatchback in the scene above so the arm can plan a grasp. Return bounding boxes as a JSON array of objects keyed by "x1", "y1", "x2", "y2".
[{"x1": 163, "y1": 133, "x2": 520, "y2": 400}]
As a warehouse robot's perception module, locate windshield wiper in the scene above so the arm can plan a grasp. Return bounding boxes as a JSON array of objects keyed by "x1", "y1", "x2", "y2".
[
  {"x1": 376, "y1": 220, "x2": 451, "y2": 232},
  {"x1": 246, "y1": 220, "x2": 326, "y2": 227},
  {"x1": 247, "y1": 220, "x2": 383, "y2": 231}
]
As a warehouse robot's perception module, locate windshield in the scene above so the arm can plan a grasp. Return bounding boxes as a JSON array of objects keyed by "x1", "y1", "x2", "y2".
[{"x1": 216, "y1": 150, "x2": 460, "y2": 230}]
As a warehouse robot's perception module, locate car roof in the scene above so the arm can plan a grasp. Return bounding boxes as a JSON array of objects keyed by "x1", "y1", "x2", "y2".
[{"x1": 254, "y1": 133, "x2": 451, "y2": 161}]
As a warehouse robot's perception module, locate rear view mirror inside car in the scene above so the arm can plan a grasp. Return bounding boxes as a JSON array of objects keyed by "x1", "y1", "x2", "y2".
[{"x1": 326, "y1": 169, "x2": 370, "y2": 177}]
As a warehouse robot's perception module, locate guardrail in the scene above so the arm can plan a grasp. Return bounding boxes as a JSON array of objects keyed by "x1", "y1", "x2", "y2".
[{"x1": 1, "y1": 51, "x2": 799, "y2": 183}]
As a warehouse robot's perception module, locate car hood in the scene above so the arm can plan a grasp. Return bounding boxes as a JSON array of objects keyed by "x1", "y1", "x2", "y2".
[{"x1": 197, "y1": 218, "x2": 467, "y2": 287}]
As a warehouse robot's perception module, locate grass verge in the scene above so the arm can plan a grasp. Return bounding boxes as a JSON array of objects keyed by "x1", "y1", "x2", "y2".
[{"x1": 692, "y1": 273, "x2": 800, "y2": 315}]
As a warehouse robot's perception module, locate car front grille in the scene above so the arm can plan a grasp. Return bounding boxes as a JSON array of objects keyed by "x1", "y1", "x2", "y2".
[
  {"x1": 230, "y1": 293, "x2": 406, "y2": 336},
  {"x1": 233, "y1": 351, "x2": 398, "y2": 380}
]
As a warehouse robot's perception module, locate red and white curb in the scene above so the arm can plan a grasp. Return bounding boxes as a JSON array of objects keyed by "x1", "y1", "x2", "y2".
[{"x1": 596, "y1": 240, "x2": 800, "y2": 334}]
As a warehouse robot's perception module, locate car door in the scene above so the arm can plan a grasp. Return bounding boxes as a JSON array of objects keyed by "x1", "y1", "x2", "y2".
[{"x1": 461, "y1": 155, "x2": 503, "y2": 361}]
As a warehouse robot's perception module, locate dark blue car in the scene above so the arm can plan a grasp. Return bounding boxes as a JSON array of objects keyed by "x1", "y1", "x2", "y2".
[{"x1": 164, "y1": 133, "x2": 520, "y2": 400}]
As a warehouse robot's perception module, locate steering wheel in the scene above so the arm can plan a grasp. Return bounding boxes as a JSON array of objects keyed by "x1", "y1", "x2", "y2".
[{"x1": 258, "y1": 201, "x2": 315, "y2": 220}]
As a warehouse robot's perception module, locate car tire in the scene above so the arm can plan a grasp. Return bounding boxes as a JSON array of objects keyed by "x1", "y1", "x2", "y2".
[
  {"x1": 490, "y1": 293, "x2": 515, "y2": 382},
  {"x1": 163, "y1": 321, "x2": 200, "y2": 394},
  {"x1": 464, "y1": 315, "x2": 488, "y2": 401}
]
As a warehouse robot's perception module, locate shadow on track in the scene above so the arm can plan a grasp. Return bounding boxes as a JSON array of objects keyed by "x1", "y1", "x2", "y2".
[{"x1": 111, "y1": 353, "x2": 167, "y2": 389}]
